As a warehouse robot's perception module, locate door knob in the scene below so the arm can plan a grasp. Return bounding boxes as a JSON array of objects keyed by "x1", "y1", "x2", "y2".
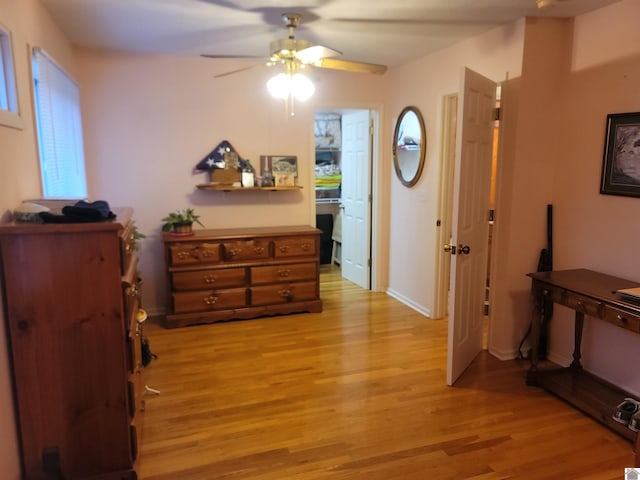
[
  {"x1": 443, "y1": 244, "x2": 456, "y2": 255},
  {"x1": 458, "y1": 244, "x2": 471, "y2": 255}
]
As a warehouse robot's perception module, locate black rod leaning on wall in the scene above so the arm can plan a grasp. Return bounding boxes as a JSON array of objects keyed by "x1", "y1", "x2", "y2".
[{"x1": 538, "y1": 204, "x2": 554, "y2": 359}]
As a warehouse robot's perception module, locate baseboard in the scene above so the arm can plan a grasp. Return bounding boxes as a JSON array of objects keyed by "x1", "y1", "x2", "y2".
[
  {"x1": 546, "y1": 350, "x2": 571, "y2": 367},
  {"x1": 488, "y1": 345, "x2": 518, "y2": 361},
  {"x1": 385, "y1": 288, "x2": 431, "y2": 317}
]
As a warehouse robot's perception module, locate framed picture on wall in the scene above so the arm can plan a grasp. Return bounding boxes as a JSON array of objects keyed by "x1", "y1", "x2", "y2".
[
  {"x1": 600, "y1": 112, "x2": 640, "y2": 197},
  {"x1": 260, "y1": 155, "x2": 298, "y2": 177}
]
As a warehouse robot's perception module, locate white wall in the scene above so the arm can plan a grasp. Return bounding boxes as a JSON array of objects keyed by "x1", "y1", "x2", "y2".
[
  {"x1": 76, "y1": 50, "x2": 391, "y2": 312},
  {"x1": 385, "y1": 21, "x2": 525, "y2": 317},
  {"x1": 488, "y1": 16, "x2": 574, "y2": 360},
  {"x1": 488, "y1": 0, "x2": 640, "y2": 397},
  {"x1": 548, "y1": 0, "x2": 640, "y2": 395},
  {"x1": 1, "y1": 1, "x2": 639, "y2": 477}
]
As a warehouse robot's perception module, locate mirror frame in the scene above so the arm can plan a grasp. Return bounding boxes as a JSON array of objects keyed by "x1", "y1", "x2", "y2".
[{"x1": 392, "y1": 106, "x2": 426, "y2": 187}]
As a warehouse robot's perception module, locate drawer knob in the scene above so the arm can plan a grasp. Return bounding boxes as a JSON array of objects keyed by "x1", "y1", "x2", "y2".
[
  {"x1": 279, "y1": 246, "x2": 289, "y2": 253},
  {"x1": 203, "y1": 295, "x2": 218, "y2": 305},
  {"x1": 278, "y1": 289, "x2": 292, "y2": 298},
  {"x1": 177, "y1": 251, "x2": 190, "y2": 259},
  {"x1": 201, "y1": 250, "x2": 214, "y2": 258},
  {"x1": 277, "y1": 269, "x2": 291, "y2": 277},
  {"x1": 204, "y1": 275, "x2": 217, "y2": 284},
  {"x1": 301, "y1": 243, "x2": 310, "y2": 251},
  {"x1": 616, "y1": 314, "x2": 628, "y2": 325},
  {"x1": 228, "y1": 249, "x2": 238, "y2": 257},
  {"x1": 254, "y1": 247, "x2": 265, "y2": 254}
]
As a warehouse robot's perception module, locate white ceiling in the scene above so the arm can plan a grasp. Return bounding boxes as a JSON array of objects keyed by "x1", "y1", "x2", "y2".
[{"x1": 39, "y1": 0, "x2": 620, "y2": 68}]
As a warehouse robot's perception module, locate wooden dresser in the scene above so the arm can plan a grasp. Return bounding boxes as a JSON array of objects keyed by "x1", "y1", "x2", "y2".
[
  {"x1": 162, "y1": 225, "x2": 323, "y2": 328},
  {"x1": 0, "y1": 208, "x2": 143, "y2": 479}
]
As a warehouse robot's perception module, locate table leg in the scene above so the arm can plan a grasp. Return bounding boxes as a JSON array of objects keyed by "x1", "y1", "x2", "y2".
[
  {"x1": 527, "y1": 291, "x2": 543, "y2": 385},
  {"x1": 570, "y1": 311, "x2": 584, "y2": 369}
]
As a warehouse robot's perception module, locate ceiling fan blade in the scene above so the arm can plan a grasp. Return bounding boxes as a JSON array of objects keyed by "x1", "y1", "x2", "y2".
[
  {"x1": 314, "y1": 58, "x2": 387, "y2": 75},
  {"x1": 213, "y1": 63, "x2": 264, "y2": 78},
  {"x1": 201, "y1": 54, "x2": 263, "y2": 59},
  {"x1": 296, "y1": 45, "x2": 341, "y2": 63}
]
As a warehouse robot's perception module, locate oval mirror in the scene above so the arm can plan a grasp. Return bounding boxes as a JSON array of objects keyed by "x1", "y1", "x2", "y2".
[{"x1": 393, "y1": 106, "x2": 426, "y2": 187}]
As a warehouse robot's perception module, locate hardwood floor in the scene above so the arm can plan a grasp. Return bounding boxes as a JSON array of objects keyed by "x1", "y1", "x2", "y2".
[{"x1": 138, "y1": 266, "x2": 634, "y2": 479}]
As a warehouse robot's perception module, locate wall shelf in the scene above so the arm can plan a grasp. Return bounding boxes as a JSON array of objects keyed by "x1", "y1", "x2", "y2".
[
  {"x1": 196, "y1": 184, "x2": 303, "y2": 192},
  {"x1": 315, "y1": 198, "x2": 341, "y2": 204}
]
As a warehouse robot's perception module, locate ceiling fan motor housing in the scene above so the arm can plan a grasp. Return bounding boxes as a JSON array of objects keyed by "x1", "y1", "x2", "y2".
[{"x1": 270, "y1": 38, "x2": 311, "y2": 58}]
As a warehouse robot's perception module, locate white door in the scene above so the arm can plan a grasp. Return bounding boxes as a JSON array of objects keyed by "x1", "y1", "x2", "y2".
[
  {"x1": 341, "y1": 110, "x2": 372, "y2": 289},
  {"x1": 446, "y1": 68, "x2": 497, "y2": 385}
]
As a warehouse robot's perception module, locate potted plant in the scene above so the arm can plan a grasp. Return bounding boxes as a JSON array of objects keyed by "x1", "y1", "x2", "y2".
[
  {"x1": 161, "y1": 208, "x2": 204, "y2": 234},
  {"x1": 133, "y1": 225, "x2": 146, "y2": 250}
]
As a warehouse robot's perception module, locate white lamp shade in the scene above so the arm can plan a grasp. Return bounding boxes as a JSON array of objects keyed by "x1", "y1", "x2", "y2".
[
  {"x1": 267, "y1": 72, "x2": 315, "y2": 101},
  {"x1": 291, "y1": 73, "x2": 315, "y2": 101},
  {"x1": 267, "y1": 73, "x2": 291, "y2": 99}
]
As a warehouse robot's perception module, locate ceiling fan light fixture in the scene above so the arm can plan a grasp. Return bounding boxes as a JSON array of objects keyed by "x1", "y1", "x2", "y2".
[
  {"x1": 267, "y1": 72, "x2": 315, "y2": 101},
  {"x1": 536, "y1": 0, "x2": 557, "y2": 8},
  {"x1": 291, "y1": 73, "x2": 315, "y2": 101},
  {"x1": 266, "y1": 73, "x2": 291, "y2": 99}
]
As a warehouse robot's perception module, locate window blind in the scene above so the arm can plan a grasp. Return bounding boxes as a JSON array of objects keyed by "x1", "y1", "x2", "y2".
[{"x1": 32, "y1": 48, "x2": 87, "y2": 198}]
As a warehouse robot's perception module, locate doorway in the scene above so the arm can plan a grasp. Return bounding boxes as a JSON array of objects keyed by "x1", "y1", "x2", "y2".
[
  {"x1": 433, "y1": 92, "x2": 501, "y2": 328},
  {"x1": 436, "y1": 69, "x2": 501, "y2": 385},
  {"x1": 434, "y1": 92, "x2": 500, "y2": 326},
  {"x1": 313, "y1": 108, "x2": 377, "y2": 290}
]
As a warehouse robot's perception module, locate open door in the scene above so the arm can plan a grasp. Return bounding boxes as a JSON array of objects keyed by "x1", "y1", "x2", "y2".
[
  {"x1": 446, "y1": 68, "x2": 497, "y2": 386},
  {"x1": 341, "y1": 110, "x2": 372, "y2": 289}
]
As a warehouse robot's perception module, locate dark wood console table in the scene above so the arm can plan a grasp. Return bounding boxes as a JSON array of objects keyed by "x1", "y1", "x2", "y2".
[{"x1": 527, "y1": 269, "x2": 640, "y2": 466}]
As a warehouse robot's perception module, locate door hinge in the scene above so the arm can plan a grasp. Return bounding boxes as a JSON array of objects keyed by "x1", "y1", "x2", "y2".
[
  {"x1": 488, "y1": 209, "x2": 495, "y2": 222},
  {"x1": 493, "y1": 107, "x2": 501, "y2": 121},
  {"x1": 483, "y1": 302, "x2": 490, "y2": 316}
]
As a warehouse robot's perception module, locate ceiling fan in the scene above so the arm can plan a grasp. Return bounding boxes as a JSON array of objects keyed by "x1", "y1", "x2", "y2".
[
  {"x1": 202, "y1": 13, "x2": 388, "y2": 79},
  {"x1": 535, "y1": 0, "x2": 566, "y2": 8}
]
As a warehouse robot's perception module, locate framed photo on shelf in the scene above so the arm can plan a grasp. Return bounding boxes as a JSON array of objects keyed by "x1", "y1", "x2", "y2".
[
  {"x1": 260, "y1": 155, "x2": 298, "y2": 177},
  {"x1": 600, "y1": 112, "x2": 640, "y2": 197}
]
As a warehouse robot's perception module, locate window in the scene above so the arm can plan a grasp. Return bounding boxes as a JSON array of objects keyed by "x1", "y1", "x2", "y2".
[
  {"x1": 0, "y1": 23, "x2": 21, "y2": 129},
  {"x1": 32, "y1": 47, "x2": 87, "y2": 198}
]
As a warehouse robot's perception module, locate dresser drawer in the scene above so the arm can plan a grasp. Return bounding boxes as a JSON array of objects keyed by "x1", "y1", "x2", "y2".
[
  {"x1": 535, "y1": 284, "x2": 564, "y2": 304},
  {"x1": 172, "y1": 268, "x2": 247, "y2": 291},
  {"x1": 222, "y1": 239, "x2": 270, "y2": 261},
  {"x1": 273, "y1": 237, "x2": 317, "y2": 258},
  {"x1": 562, "y1": 292, "x2": 602, "y2": 317},
  {"x1": 251, "y1": 262, "x2": 317, "y2": 285},
  {"x1": 251, "y1": 281, "x2": 318, "y2": 306},
  {"x1": 120, "y1": 221, "x2": 136, "y2": 274},
  {"x1": 125, "y1": 297, "x2": 141, "y2": 374},
  {"x1": 169, "y1": 242, "x2": 220, "y2": 266},
  {"x1": 601, "y1": 305, "x2": 640, "y2": 333},
  {"x1": 173, "y1": 288, "x2": 248, "y2": 313}
]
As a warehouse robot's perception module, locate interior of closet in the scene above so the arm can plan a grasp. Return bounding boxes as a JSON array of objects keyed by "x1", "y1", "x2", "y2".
[{"x1": 314, "y1": 112, "x2": 342, "y2": 266}]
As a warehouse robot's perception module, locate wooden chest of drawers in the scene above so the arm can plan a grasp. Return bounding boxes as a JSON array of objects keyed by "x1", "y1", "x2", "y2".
[
  {"x1": 0, "y1": 208, "x2": 142, "y2": 479},
  {"x1": 162, "y1": 225, "x2": 323, "y2": 328}
]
